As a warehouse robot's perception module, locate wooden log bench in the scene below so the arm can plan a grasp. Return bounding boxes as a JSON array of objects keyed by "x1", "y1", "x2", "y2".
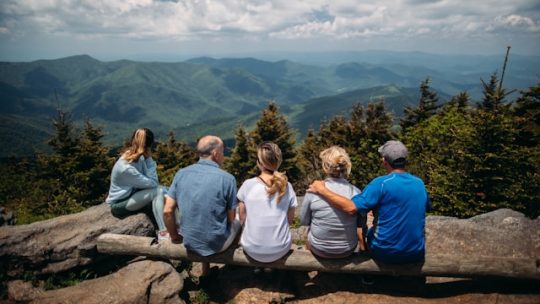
[{"x1": 97, "y1": 233, "x2": 540, "y2": 280}]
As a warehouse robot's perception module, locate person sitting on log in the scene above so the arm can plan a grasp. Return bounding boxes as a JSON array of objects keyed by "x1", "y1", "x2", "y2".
[
  {"x1": 106, "y1": 128, "x2": 171, "y2": 240},
  {"x1": 163, "y1": 135, "x2": 241, "y2": 278},
  {"x1": 237, "y1": 142, "x2": 297, "y2": 269},
  {"x1": 300, "y1": 146, "x2": 362, "y2": 259},
  {"x1": 308, "y1": 140, "x2": 430, "y2": 264}
]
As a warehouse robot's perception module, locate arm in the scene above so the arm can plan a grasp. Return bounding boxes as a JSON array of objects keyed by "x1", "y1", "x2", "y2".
[
  {"x1": 144, "y1": 156, "x2": 159, "y2": 183},
  {"x1": 122, "y1": 165, "x2": 159, "y2": 189},
  {"x1": 227, "y1": 208, "x2": 236, "y2": 224},
  {"x1": 238, "y1": 202, "x2": 246, "y2": 225},
  {"x1": 299, "y1": 194, "x2": 312, "y2": 226},
  {"x1": 287, "y1": 207, "x2": 296, "y2": 225},
  {"x1": 164, "y1": 196, "x2": 181, "y2": 242},
  {"x1": 307, "y1": 180, "x2": 357, "y2": 215}
]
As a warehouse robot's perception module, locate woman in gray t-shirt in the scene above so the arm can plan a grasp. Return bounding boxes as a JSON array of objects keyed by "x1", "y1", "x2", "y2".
[{"x1": 300, "y1": 146, "x2": 361, "y2": 258}]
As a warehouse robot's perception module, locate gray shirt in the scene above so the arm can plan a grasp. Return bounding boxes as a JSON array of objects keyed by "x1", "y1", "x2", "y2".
[
  {"x1": 300, "y1": 177, "x2": 361, "y2": 255},
  {"x1": 167, "y1": 159, "x2": 237, "y2": 256},
  {"x1": 105, "y1": 155, "x2": 158, "y2": 204}
]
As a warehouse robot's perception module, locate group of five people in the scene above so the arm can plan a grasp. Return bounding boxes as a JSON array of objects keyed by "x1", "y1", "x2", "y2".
[{"x1": 105, "y1": 128, "x2": 429, "y2": 278}]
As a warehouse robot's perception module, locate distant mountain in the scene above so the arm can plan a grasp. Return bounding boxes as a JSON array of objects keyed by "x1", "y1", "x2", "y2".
[
  {"x1": 289, "y1": 85, "x2": 422, "y2": 133},
  {"x1": 0, "y1": 53, "x2": 537, "y2": 157}
]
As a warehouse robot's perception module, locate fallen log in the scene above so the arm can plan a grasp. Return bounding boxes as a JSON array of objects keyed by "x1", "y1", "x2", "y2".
[{"x1": 97, "y1": 233, "x2": 539, "y2": 280}]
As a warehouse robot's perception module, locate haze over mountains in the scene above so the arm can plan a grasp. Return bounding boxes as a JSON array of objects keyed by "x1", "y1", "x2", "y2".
[{"x1": 1, "y1": 51, "x2": 539, "y2": 157}]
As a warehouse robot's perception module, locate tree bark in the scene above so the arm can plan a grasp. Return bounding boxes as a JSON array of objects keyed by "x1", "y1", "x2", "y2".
[{"x1": 97, "y1": 233, "x2": 539, "y2": 280}]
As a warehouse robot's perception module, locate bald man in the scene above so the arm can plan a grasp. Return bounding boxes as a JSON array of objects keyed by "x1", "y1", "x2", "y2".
[{"x1": 164, "y1": 135, "x2": 240, "y2": 277}]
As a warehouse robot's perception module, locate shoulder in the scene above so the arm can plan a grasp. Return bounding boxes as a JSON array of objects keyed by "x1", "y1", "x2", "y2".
[
  {"x1": 219, "y1": 168, "x2": 236, "y2": 182},
  {"x1": 408, "y1": 173, "x2": 426, "y2": 184},
  {"x1": 286, "y1": 182, "x2": 296, "y2": 193},
  {"x1": 239, "y1": 177, "x2": 258, "y2": 189}
]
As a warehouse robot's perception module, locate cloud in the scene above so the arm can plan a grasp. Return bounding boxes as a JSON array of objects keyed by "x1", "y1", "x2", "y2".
[{"x1": 0, "y1": 0, "x2": 538, "y2": 54}]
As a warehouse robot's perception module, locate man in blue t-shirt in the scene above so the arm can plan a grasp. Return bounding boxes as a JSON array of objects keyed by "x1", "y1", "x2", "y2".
[
  {"x1": 163, "y1": 135, "x2": 241, "y2": 277},
  {"x1": 308, "y1": 140, "x2": 430, "y2": 264}
]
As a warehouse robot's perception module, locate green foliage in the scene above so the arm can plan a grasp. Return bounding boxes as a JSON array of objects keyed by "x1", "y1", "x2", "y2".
[
  {"x1": 404, "y1": 100, "x2": 479, "y2": 217},
  {"x1": 225, "y1": 102, "x2": 302, "y2": 187},
  {"x1": 297, "y1": 101, "x2": 394, "y2": 190},
  {"x1": 154, "y1": 131, "x2": 197, "y2": 185},
  {"x1": 2, "y1": 110, "x2": 113, "y2": 224},
  {"x1": 223, "y1": 125, "x2": 254, "y2": 184},
  {"x1": 401, "y1": 77, "x2": 440, "y2": 130},
  {"x1": 404, "y1": 76, "x2": 540, "y2": 218}
]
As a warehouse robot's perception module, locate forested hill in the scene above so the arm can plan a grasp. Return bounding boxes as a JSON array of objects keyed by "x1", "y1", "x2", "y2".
[{"x1": 0, "y1": 54, "x2": 537, "y2": 156}]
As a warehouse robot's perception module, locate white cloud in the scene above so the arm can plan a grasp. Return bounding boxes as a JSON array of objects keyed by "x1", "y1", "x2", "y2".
[{"x1": 0, "y1": 0, "x2": 538, "y2": 55}]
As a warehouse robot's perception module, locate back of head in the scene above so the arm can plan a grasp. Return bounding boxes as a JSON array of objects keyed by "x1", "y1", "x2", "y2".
[
  {"x1": 257, "y1": 142, "x2": 288, "y2": 203},
  {"x1": 197, "y1": 135, "x2": 223, "y2": 158},
  {"x1": 378, "y1": 140, "x2": 408, "y2": 169},
  {"x1": 123, "y1": 128, "x2": 154, "y2": 162},
  {"x1": 319, "y1": 146, "x2": 352, "y2": 178}
]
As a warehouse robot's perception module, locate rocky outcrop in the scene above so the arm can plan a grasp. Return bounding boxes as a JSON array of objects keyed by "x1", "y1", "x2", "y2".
[
  {"x1": 426, "y1": 208, "x2": 539, "y2": 259},
  {"x1": 0, "y1": 203, "x2": 154, "y2": 277},
  {"x1": 8, "y1": 260, "x2": 186, "y2": 304}
]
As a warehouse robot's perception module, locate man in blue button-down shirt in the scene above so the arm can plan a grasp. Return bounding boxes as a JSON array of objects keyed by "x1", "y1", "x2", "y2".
[{"x1": 163, "y1": 135, "x2": 240, "y2": 277}]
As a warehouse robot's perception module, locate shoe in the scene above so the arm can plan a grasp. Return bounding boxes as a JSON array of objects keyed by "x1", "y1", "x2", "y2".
[
  {"x1": 157, "y1": 230, "x2": 171, "y2": 241},
  {"x1": 253, "y1": 267, "x2": 262, "y2": 274}
]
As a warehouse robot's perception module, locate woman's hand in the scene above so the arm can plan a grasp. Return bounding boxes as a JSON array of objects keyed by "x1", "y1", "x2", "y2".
[
  {"x1": 143, "y1": 147, "x2": 152, "y2": 159},
  {"x1": 307, "y1": 180, "x2": 326, "y2": 194}
]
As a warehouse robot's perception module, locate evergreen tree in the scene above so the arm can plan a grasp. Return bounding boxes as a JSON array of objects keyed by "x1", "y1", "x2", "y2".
[
  {"x1": 468, "y1": 72, "x2": 526, "y2": 214},
  {"x1": 512, "y1": 82, "x2": 540, "y2": 217},
  {"x1": 447, "y1": 91, "x2": 470, "y2": 113},
  {"x1": 296, "y1": 129, "x2": 324, "y2": 190},
  {"x1": 224, "y1": 125, "x2": 254, "y2": 185},
  {"x1": 401, "y1": 77, "x2": 440, "y2": 130},
  {"x1": 154, "y1": 131, "x2": 197, "y2": 185},
  {"x1": 249, "y1": 102, "x2": 301, "y2": 183},
  {"x1": 71, "y1": 119, "x2": 113, "y2": 205},
  {"x1": 404, "y1": 100, "x2": 478, "y2": 217}
]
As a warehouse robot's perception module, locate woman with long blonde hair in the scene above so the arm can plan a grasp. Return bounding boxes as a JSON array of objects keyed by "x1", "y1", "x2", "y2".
[
  {"x1": 300, "y1": 146, "x2": 361, "y2": 258},
  {"x1": 237, "y1": 142, "x2": 297, "y2": 264},
  {"x1": 106, "y1": 128, "x2": 171, "y2": 239}
]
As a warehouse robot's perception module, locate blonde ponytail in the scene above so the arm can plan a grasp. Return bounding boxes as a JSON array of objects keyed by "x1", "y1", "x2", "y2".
[
  {"x1": 257, "y1": 142, "x2": 288, "y2": 203},
  {"x1": 268, "y1": 171, "x2": 288, "y2": 203}
]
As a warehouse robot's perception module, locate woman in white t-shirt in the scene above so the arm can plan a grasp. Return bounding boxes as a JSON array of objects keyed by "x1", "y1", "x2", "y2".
[{"x1": 237, "y1": 142, "x2": 297, "y2": 263}]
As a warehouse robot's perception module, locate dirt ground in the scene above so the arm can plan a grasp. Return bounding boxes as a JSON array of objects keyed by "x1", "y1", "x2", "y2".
[{"x1": 184, "y1": 262, "x2": 540, "y2": 304}]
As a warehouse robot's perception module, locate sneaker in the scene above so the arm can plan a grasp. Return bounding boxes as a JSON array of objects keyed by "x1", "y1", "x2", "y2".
[{"x1": 157, "y1": 230, "x2": 171, "y2": 241}]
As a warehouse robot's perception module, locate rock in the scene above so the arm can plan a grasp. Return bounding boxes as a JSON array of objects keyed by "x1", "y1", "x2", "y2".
[
  {"x1": 426, "y1": 208, "x2": 539, "y2": 259},
  {"x1": 8, "y1": 260, "x2": 186, "y2": 304},
  {"x1": 0, "y1": 203, "x2": 154, "y2": 277}
]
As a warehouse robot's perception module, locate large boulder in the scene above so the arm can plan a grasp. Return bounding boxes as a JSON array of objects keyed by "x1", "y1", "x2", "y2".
[
  {"x1": 426, "y1": 208, "x2": 539, "y2": 259},
  {"x1": 8, "y1": 260, "x2": 186, "y2": 304},
  {"x1": 0, "y1": 203, "x2": 154, "y2": 277}
]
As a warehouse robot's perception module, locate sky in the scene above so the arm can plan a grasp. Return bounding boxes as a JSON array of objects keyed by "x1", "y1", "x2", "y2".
[{"x1": 0, "y1": 0, "x2": 539, "y2": 61}]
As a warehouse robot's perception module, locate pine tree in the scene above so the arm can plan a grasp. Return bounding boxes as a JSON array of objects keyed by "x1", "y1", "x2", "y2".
[
  {"x1": 71, "y1": 119, "x2": 113, "y2": 205},
  {"x1": 469, "y1": 72, "x2": 525, "y2": 214},
  {"x1": 296, "y1": 129, "x2": 324, "y2": 190},
  {"x1": 224, "y1": 125, "x2": 254, "y2": 185},
  {"x1": 249, "y1": 102, "x2": 301, "y2": 183},
  {"x1": 154, "y1": 131, "x2": 197, "y2": 185},
  {"x1": 512, "y1": 82, "x2": 540, "y2": 217},
  {"x1": 447, "y1": 91, "x2": 470, "y2": 113},
  {"x1": 404, "y1": 99, "x2": 478, "y2": 217},
  {"x1": 401, "y1": 77, "x2": 440, "y2": 130}
]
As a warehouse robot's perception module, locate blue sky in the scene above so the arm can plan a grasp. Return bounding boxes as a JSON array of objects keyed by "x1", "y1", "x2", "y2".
[{"x1": 0, "y1": 0, "x2": 539, "y2": 61}]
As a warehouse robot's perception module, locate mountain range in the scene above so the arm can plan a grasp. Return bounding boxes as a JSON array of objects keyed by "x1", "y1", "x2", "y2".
[{"x1": 0, "y1": 52, "x2": 538, "y2": 157}]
